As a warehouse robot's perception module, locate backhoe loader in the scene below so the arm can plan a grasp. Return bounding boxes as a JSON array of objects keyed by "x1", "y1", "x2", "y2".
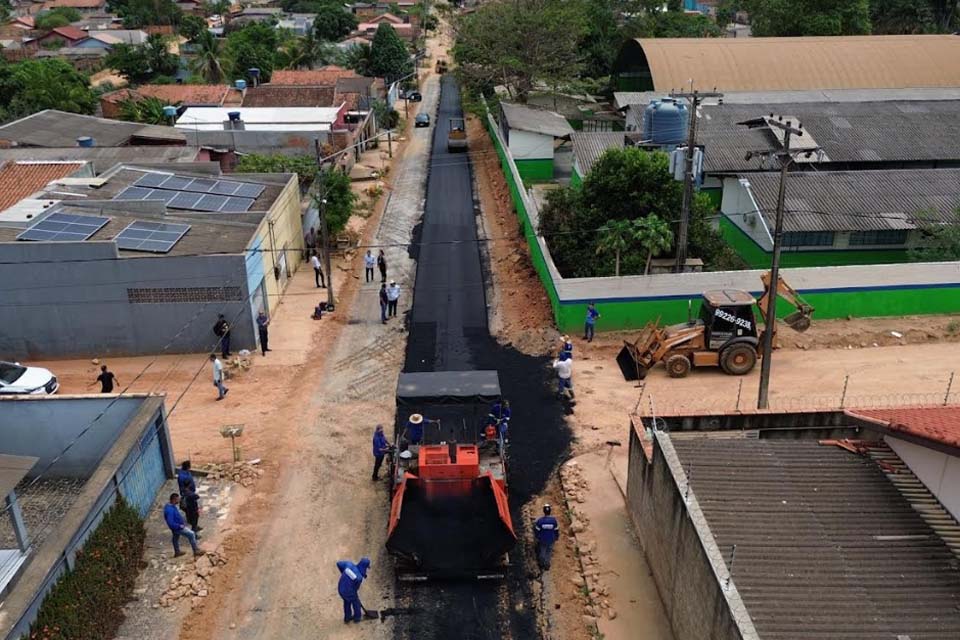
[{"x1": 616, "y1": 272, "x2": 813, "y2": 380}]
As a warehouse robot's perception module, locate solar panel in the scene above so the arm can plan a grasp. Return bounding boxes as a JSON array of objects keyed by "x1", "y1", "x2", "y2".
[
  {"x1": 223, "y1": 197, "x2": 254, "y2": 212},
  {"x1": 133, "y1": 173, "x2": 266, "y2": 200},
  {"x1": 114, "y1": 186, "x2": 177, "y2": 203},
  {"x1": 114, "y1": 220, "x2": 190, "y2": 253},
  {"x1": 16, "y1": 211, "x2": 111, "y2": 242}
]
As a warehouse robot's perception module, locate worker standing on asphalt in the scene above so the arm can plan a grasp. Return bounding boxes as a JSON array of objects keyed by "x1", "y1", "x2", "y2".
[
  {"x1": 534, "y1": 504, "x2": 560, "y2": 570},
  {"x1": 583, "y1": 303, "x2": 600, "y2": 343},
  {"x1": 404, "y1": 413, "x2": 425, "y2": 445},
  {"x1": 336, "y1": 557, "x2": 371, "y2": 623},
  {"x1": 372, "y1": 424, "x2": 390, "y2": 481},
  {"x1": 377, "y1": 249, "x2": 387, "y2": 283},
  {"x1": 379, "y1": 284, "x2": 389, "y2": 324},
  {"x1": 553, "y1": 351, "x2": 574, "y2": 400},
  {"x1": 386, "y1": 280, "x2": 400, "y2": 318}
]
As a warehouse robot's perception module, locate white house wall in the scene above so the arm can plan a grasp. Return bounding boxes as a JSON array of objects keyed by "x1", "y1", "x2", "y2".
[
  {"x1": 508, "y1": 129, "x2": 555, "y2": 161},
  {"x1": 885, "y1": 435, "x2": 960, "y2": 522},
  {"x1": 720, "y1": 176, "x2": 773, "y2": 250}
]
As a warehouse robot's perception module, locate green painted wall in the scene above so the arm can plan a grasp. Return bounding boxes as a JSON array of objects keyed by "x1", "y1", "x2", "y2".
[
  {"x1": 554, "y1": 285, "x2": 960, "y2": 334},
  {"x1": 514, "y1": 158, "x2": 554, "y2": 182},
  {"x1": 570, "y1": 167, "x2": 583, "y2": 189},
  {"x1": 720, "y1": 217, "x2": 911, "y2": 269},
  {"x1": 484, "y1": 114, "x2": 561, "y2": 322}
]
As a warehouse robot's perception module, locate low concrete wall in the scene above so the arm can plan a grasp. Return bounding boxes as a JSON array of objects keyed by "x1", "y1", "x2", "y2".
[{"x1": 626, "y1": 423, "x2": 757, "y2": 640}]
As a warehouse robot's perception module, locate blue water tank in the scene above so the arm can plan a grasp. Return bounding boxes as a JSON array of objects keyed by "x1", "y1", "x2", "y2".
[
  {"x1": 643, "y1": 98, "x2": 688, "y2": 146},
  {"x1": 76, "y1": 136, "x2": 94, "y2": 147},
  {"x1": 234, "y1": 79, "x2": 247, "y2": 90},
  {"x1": 162, "y1": 105, "x2": 177, "y2": 118}
]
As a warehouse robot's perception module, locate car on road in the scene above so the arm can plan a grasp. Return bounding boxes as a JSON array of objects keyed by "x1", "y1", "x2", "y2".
[
  {"x1": 0, "y1": 360, "x2": 59, "y2": 395},
  {"x1": 415, "y1": 113, "x2": 431, "y2": 127},
  {"x1": 405, "y1": 91, "x2": 422, "y2": 102}
]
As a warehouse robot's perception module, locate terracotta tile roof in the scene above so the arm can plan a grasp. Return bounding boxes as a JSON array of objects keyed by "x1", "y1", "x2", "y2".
[
  {"x1": 270, "y1": 66, "x2": 359, "y2": 86},
  {"x1": 0, "y1": 161, "x2": 86, "y2": 211},
  {"x1": 41, "y1": 0, "x2": 105, "y2": 8},
  {"x1": 101, "y1": 84, "x2": 230, "y2": 105},
  {"x1": 845, "y1": 406, "x2": 960, "y2": 449},
  {"x1": 49, "y1": 26, "x2": 89, "y2": 41},
  {"x1": 368, "y1": 12, "x2": 403, "y2": 23},
  {"x1": 242, "y1": 85, "x2": 336, "y2": 108}
]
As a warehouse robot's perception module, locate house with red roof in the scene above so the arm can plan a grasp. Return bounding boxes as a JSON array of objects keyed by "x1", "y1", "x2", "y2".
[{"x1": 25, "y1": 26, "x2": 90, "y2": 49}]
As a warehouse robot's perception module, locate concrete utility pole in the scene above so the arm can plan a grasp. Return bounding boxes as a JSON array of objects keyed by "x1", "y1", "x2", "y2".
[
  {"x1": 669, "y1": 89, "x2": 722, "y2": 273},
  {"x1": 318, "y1": 196, "x2": 334, "y2": 307},
  {"x1": 740, "y1": 115, "x2": 820, "y2": 409}
]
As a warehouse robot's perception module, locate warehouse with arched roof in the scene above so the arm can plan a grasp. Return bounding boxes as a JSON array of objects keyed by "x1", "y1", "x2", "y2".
[{"x1": 614, "y1": 35, "x2": 960, "y2": 92}]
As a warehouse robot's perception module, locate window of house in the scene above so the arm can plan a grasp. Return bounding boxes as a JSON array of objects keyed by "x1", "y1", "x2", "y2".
[
  {"x1": 782, "y1": 231, "x2": 835, "y2": 247},
  {"x1": 848, "y1": 230, "x2": 909, "y2": 246}
]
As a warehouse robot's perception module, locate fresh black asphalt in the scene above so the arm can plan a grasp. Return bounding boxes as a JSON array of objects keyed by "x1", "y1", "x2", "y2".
[{"x1": 392, "y1": 76, "x2": 572, "y2": 640}]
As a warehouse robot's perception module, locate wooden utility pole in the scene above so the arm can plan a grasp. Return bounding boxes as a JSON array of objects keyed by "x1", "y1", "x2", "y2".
[
  {"x1": 739, "y1": 116, "x2": 820, "y2": 409},
  {"x1": 318, "y1": 195, "x2": 334, "y2": 307},
  {"x1": 669, "y1": 89, "x2": 723, "y2": 273}
]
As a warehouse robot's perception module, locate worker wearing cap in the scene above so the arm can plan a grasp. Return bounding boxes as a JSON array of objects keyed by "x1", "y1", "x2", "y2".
[
  {"x1": 553, "y1": 351, "x2": 574, "y2": 400},
  {"x1": 560, "y1": 335, "x2": 573, "y2": 358},
  {"x1": 404, "y1": 413, "x2": 425, "y2": 445},
  {"x1": 534, "y1": 504, "x2": 560, "y2": 570},
  {"x1": 336, "y1": 557, "x2": 371, "y2": 623},
  {"x1": 488, "y1": 399, "x2": 511, "y2": 439}
]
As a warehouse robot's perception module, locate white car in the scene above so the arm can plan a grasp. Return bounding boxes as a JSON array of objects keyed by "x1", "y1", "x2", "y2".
[{"x1": 0, "y1": 361, "x2": 59, "y2": 395}]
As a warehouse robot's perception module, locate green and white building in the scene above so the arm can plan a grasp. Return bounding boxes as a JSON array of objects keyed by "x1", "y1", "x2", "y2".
[{"x1": 498, "y1": 102, "x2": 574, "y2": 182}]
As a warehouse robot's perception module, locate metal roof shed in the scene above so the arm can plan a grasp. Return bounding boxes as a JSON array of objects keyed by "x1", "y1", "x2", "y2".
[{"x1": 498, "y1": 103, "x2": 575, "y2": 182}]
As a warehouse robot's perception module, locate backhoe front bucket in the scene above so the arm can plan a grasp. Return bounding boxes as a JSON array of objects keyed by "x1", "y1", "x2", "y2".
[
  {"x1": 617, "y1": 320, "x2": 660, "y2": 381},
  {"x1": 617, "y1": 344, "x2": 646, "y2": 381}
]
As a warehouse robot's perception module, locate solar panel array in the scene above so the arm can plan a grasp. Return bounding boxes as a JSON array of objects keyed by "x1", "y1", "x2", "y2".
[
  {"x1": 114, "y1": 186, "x2": 256, "y2": 213},
  {"x1": 16, "y1": 212, "x2": 111, "y2": 242},
  {"x1": 134, "y1": 173, "x2": 265, "y2": 198},
  {"x1": 110, "y1": 172, "x2": 267, "y2": 213},
  {"x1": 114, "y1": 220, "x2": 191, "y2": 253}
]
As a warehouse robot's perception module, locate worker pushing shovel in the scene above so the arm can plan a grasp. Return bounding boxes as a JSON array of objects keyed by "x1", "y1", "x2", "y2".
[{"x1": 336, "y1": 557, "x2": 378, "y2": 622}]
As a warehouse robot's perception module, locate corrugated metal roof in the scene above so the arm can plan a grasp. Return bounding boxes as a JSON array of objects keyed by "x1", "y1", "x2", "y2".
[
  {"x1": 683, "y1": 100, "x2": 960, "y2": 172},
  {"x1": 740, "y1": 168, "x2": 960, "y2": 232},
  {"x1": 630, "y1": 35, "x2": 960, "y2": 92},
  {"x1": 500, "y1": 103, "x2": 574, "y2": 138},
  {"x1": 616, "y1": 88, "x2": 960, "y2": 110},
  {"x1": 0, "y1": 110, "x2": 184, "y2": 147},
  {"x1": 570, "y1": 132, "x2": 626, "y2": 175},
  {"x1": 670, "y1": 437, "x2": 960, "y2": 640}
]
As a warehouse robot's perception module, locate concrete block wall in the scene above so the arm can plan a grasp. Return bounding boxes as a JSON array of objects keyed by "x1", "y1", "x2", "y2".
[{"x1": 626, "y1": 424, "x2": 755, "y2": 640}]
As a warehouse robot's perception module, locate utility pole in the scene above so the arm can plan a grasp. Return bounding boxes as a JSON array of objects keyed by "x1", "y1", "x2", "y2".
[
  {"x1": 669, "y1": 89, "x2": 722, "y2": 273},
  {"x1": 318, "y1": 195, "x2": 334, "y2": 308},
  {"x1": 740, "y1": 116, "x2": 820, "y2": 409}
]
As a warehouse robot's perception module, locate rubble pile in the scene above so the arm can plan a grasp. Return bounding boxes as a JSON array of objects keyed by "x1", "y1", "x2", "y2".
[
  {"x1": 158, "y1": 548, "x2": 227, "y2": 609},
  {"x1": 200, "y1": 461, "x2": 263, "y2": 487},
  {"x1": 560, "y1": 461, "x2": 618, "y2": 624}
]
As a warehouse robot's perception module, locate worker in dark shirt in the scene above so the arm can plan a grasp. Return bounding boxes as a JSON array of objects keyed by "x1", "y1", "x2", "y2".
[
  {"x1": 256, "y1": 311, "x2": 271, "y2": 356},
  {"x1": 89, "y1": 365, "x2": 118, "y2": 393},
  {"x1": 372, "y1": 425, "x2": 390, "y2": 481},
  {"x1": 534, "y1": 504, "x2": 560, "y2": 570},
  {"x1": 213, "y1": 314, "x2": 231, "y2": 357},
  {"x1": 177, "y1": 460, "x2": 196, "y2": 497},
  {"x1": 182, "y1": 485, "x2": 202, "y2": 535}
]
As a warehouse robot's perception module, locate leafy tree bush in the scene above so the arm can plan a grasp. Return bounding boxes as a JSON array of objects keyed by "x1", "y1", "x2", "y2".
[
  {"x1": 337, "y1": 42, "x2": 373, "y2": 75},
  {"x1": 118, "y1": 96, "x2": 180, "y2": 124},
  {"x1": 27, "y1": 498, "x2": 145, "y2": 640},
  {"x1": 742, "y1": 0, "x2": 871, "y2": 36},
  {"x1": 315, "y1": 168, "x2": 358, "y2": 236},
  {"x1": 236, "y1": 153, "x2": 320, "y2": 189},
  {"x1": 105, "y1": 35, "x2": 180, "y2": 83},
  {"x1": 369, "y1": 22, "x2": 412, "y2": 82},
  {"x1": 225, "y1": 22, "x2": 282, "y2": 82},
  {"x1": 0, "y1": 58, "x2": 97, "y2": 117},
  {"x1": 109, "y1": 0, "x2": 182, "y2": 28},
  {"x1": 539, "y1": 147, "x2": 743, "y2": 276},
  {"x1": 179, "y1": 14, "x2": 208, "y2": 41},
  {"x1": 909, "y1": 209, "x2": 960, "y2": 262},
  {"x1": 313, "y1": 3, "x2": 357, "y2": 41},
  {"x1": 35, "y1": 7, "x2": 82, "y2": 30},
  {"x1": 190, "y1": 29, "x2": 228, "y2": 83}
]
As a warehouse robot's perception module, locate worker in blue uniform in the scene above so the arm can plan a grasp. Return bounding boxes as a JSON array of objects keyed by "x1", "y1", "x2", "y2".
[
  {"x1": 534, "y1": 504, "x2": 560, "y2": 570},
  {"x1": 403, "y1": 413, "x2": 425, "y2": 445},
  {"x1": 560, "y1": 335, "x2": 574, "y2": 358},
  {"x1": 336, "y1": 557, "x2": 371, "y2": 623},
  {"x1": 488, "y1": 399, "x2": 511, "y2": 440},
  {"x1": 177, "y1": 460, "x2": 196, "y2": 496}
]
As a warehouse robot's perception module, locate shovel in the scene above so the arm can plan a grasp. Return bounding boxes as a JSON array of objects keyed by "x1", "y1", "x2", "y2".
[{"x1": 359, "y1": 600, "x2": 380, "y2": 620}]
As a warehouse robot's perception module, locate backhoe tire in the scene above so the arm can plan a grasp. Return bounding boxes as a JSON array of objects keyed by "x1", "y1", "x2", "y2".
[
  {"x1": 720, "y1": 344, "x2": 757, "y2": 376},
  {"x1": 665, "y1": 354, "x2": 692, "y2": 378}
]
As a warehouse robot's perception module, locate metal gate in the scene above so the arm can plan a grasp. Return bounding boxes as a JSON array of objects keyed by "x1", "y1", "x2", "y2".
[{"x1": 119, "y1": 422, "x2": 166, "y2": 518}]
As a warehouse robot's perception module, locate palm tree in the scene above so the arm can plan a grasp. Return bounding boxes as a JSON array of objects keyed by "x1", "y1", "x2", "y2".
[
  {"x1": 635, "y1": 215, "x2": 674, "y2": 275},
  {"x1": 280, "y1": 32, "x2": 335, "y2": 70},
  {"x1": 338, "y1": 42, "x2": 373, "y2": 76},
  {"x1": 190, "y1": 30, "x2": 227, "y2": 84},
  {"x1": 118, "y1": 96, "x2": 181, "y2": 125},
  {"x1": 596, "y1": 219, "x2": 635, "y2": 277}
]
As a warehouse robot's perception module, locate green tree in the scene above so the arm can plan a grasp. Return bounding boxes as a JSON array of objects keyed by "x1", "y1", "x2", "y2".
[
  {"x1": 202, "y1": 0, "x2": 230, "y2": 16},
  {"x1": 180, "y1": 14, "x2": 208, "y2": 41},
  {"x1": 575, "y1": 0, "x2": 622, "y2": 79},
  {"x1": 315, "y1": 169, "x2": 358, "y2": 236},
  {"x1": 313, "y1": 3, "x2": 358, "y2": 41},
  {"x1": 370, "y1": 22, "x2": 412, "y2": 82},
  {"x1": 225, "y1": 21, "x2": 281, "y2": 82},
  {"x1": 743, "y1": 0, "x2": 871, "y2": 36},
  {"x1": 0, "y1": 1, "x2": 9, "y2": 23},
  {"x1": 635, "y1": 215, "x2": 673, "y2": 274},
  {"x1": 190, "y1": 29, "x2": 227, "y2": 83},
  {"x1": 909, "y1": 209, "x2": 960, "y2": 262},
  {"x1": 623, "y1": 8, "x2": 723, "y2": 38},
  {"x1": 279, "y1": 31, "x2": 335, "y2": 70},
  {"x1": 35, "y1": 7, "x2": 83, "y2": 29},
  {"x1": 118, "y1": 95, "x2": 180, "y2": 123},
  {"x1": 5, "y1": 58, "x2": 97, "y2": 116},
  {"x1": 870, "y1": 0, "x2": 936, "y2": 33},
  {"x1": 109, "y1": 0, "x2": 183, "y2": 28},
  {"x1": 338, "y1": 42, "x2": 373, "y2": 75},
  {"x1": 236, "y1": 153, "x2": 320, "y2": 189},
  {"x1": 596, "y1": 219, "x2": 635, "y2": 277},
  {"x1": 105, "y1": 34, "x2": 179, "y2": 83},
  {"x1": 453, "y1": 0, "x2": 586, "y2": 101}
]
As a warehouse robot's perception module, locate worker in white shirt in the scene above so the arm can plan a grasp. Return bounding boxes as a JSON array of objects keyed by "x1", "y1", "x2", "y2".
[
  {"x1": 311, "y1": 252, "x2": 326, "y2": 288},
  {"x1": 553, "y1": 351, "x2": 573, "y2": 400},
  {"x1": 364, "y1": 250, "x2": 376, "y2": 283},
  {"x1": 209, "y1": 354, "x2": 228, "y2": 401},
  {"x1": 386, "y1": 281, "x2": 400, "y2": 318}
]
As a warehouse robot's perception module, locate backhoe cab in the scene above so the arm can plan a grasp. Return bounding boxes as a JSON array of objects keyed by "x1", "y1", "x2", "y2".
[{"x1": 616, "y1": 272, "x2": 813, "y2": 380}]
